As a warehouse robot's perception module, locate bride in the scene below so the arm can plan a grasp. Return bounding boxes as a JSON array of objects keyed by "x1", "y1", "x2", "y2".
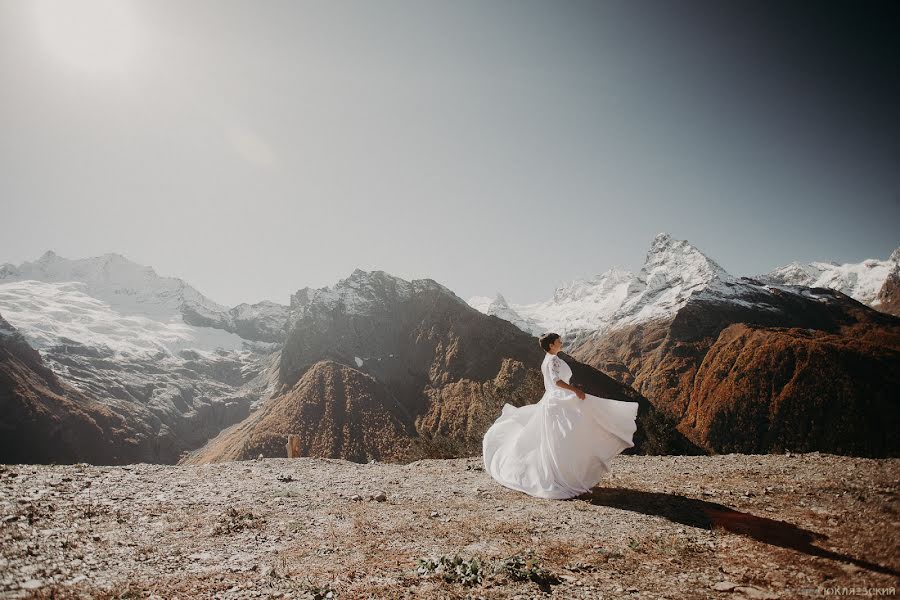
[{"x1": 482, "y1": 332, "x2": 639, "y2": 499}]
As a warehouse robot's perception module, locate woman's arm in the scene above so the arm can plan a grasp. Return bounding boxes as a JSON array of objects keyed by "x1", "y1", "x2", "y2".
[
  {"x1": 554, "y1": 379, "x2": 586, "y2": 400},
  {"x1": 549, "y1": 355, "x2": 586, "y2": 399}
]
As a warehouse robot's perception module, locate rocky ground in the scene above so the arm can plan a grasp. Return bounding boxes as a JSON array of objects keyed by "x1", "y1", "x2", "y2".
[{"x1": 0, "y1": 454, "x2": 897, "y2": 599}]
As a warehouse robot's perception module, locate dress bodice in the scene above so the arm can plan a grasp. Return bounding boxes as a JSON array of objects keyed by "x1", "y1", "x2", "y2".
[{"x1": 541, "y1": 352, "x2": 572, "y2": 394}]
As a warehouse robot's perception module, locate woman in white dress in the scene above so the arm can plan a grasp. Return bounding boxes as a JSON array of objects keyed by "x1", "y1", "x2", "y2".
[{"x1": 482, "y1": 333, "x2": 639, "y2": 500}]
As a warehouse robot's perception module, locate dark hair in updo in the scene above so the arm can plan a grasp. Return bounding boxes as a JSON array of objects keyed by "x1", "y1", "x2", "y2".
[{"x1": 539, "y1": 332, "x2": 560, "y2": 352}]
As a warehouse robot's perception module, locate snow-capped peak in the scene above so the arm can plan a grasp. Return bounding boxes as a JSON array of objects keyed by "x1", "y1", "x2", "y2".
[
  {"x1": 758, "y1": 247, "x2": 900, "y2": 306},
  {"x1": 468, "y1": 233, "x2": 738, "y2": 344},
  {"x1": 0, "y1": 250, "x2": 229, "y2": 323},
  {"x1": 551, "y1": 267, "x2": 633, "y2": 304},
  {"x1": 290, "y1": 268, "x2": 466, "y2": 319},
  {"x1": 466, "y1": 295, "x2": 494, "y2": 313},
  {"x1": 480, "y1": 293, "x2": 542, "y2": 336},
  {"x1": 599, "y1": 233, "x2": 734, "y2": 329},
  {"x1": 488, "y1": 293, "x2": 510, "y2": 310},
  {"x1": 638, "y1": 233, "x2": 732, "y2": 291}
]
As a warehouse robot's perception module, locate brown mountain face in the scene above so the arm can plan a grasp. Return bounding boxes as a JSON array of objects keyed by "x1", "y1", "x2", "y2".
[
  {"x1": 188, "y1": 270, "x2": 680, "y2": 464},
  {"x1": 183, "y1": 360, "x2": 415, "y2": 464},
  {"x1": 559, "y1": 352, "x2": 702, "y2": 456},
  {"x1": 875, "y1": 260, "x2": 900, "y2": 317},
  {"x1": 572, "y1": 286, "x2": 900, "y2": 457},
  {"x1": 684, "y1": 322, "x2": 899, "y2": 455},
  {"x1": 0, "y1": 314, "x2": 151, "y2": 464}
]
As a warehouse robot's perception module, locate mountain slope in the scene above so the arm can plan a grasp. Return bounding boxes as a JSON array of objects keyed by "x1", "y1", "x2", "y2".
[
  {"x1": 466, "y1": 234, "x2": 900, "y2": 456},
  {"x1": 873, "y1": 249, "x2": 900, "y2": 317},
  {"x1": 0, "y1": 251, "x2": 285, "y2": 463},
  {"x1": 481, "y1": 294, "x2": 543, "y2": 337},
  {"x1": 189, "y1": 269, "x2": 687, "y2": 463},
  {"x1": 0, "y1": 314, "x2": 150, "y2": 464},
  {"x1": 683, "y1": 321, "x2": 899, "y2": 455},
  {"x1": 183, "y1": 360, "x2": 415, "y2": 463},
  {"x1": 0, "y1": 250, "x2": 291, "y2": 342},
  {"x1": 573, "y1": 282, "x2": 900, "y2": 457}
]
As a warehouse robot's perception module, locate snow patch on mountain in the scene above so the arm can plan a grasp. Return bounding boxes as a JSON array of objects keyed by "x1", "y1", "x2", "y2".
[
  {"x1": 466, "y1": 296, "x2": 494, "y2": 314},
  {"x1": 609, "y1": 233, "x2": 735, "y2": 325},
  {"x1": 510, "y1": 268, "x2": 633, "y2": 338},
  {"x1": 482, "y1": 294, "x2": 542, "y2": 336},
  {"x1": 290, "y1": 268, "x2": 467, "y2": 323},
  {"x1": 0, "y1": 280, "x2": 248, "y2": 359},
  {"x1": 758, "y1": 249, "x2": 900, "y2": 306},
  {"x1": 0, "y1": 251, "x2": 290, "y2": 342},
  {"x1": 468, "y1": 233, "x2": 736, "y2": 341},
  {"x1": 0, "y1": 251, "x2": 230, "y2": 323}
]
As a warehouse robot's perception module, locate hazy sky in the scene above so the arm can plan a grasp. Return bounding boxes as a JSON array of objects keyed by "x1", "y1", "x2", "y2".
[{"x1": 1, "y1": 0, "x2": 898, "y2": 307}]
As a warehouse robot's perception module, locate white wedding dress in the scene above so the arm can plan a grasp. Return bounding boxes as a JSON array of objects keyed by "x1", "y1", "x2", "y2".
[{"x1": 482, "y1": 352, "x2": 639, "y2": 499}]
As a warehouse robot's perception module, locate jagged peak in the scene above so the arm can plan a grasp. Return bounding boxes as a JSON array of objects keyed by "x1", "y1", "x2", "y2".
[
  {"x1": 890, "y1": 247, "x2": 900, "y2": 264},
  {"x1": 603, "y1": 266, "x2": 633, "y2": 280},
  {"x1": 3, "y1": 251, "x2": 229, "y2": 319},
  {"x1": 337, "y1": 268, "x2": 453, "y2": 295},
  {"x1": 490, "y1": 293, "x2": 509, "y2": 308},
  {"x1": 551, "y1": 267, "x2": 634, "y2": 304},
  {"x1": 34, "y1": 249, "x2": 134, "y2": 266},
  {"x1": 650, "y1": 231, "x2": 673, "y2": 250},
  {"x1": 23, "y1": 250, "x2": 151, "y2": 276},
  {"x1": 232, "y1": 299, "x2": 286, "y2": 310},
  {"x1": 101, "y1": 251, "x2": 133, "y2": 263},
  {"x1": 291, "y1": 268, "x2": 466, "y2": 315},
  {"x1": 0, "y1": 263, "x2": 18, "y2": 279},
  {"x1": 639, "y1": 234, "x2": 732, "y2": 283}
]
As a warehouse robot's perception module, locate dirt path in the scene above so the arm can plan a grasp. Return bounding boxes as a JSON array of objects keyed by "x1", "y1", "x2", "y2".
[{"x1": 1, "y1": 454, "x2": 897, "y2": 599}]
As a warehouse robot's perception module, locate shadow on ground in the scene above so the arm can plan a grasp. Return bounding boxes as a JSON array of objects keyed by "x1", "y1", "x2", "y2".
[{"x1": 578, "y1": 487, "x2": 899, "y2": 577}]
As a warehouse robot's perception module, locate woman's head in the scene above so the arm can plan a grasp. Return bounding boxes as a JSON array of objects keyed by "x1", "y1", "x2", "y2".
[{"x1": 539, "y1": 332, "x2": 562, "y2": 353}]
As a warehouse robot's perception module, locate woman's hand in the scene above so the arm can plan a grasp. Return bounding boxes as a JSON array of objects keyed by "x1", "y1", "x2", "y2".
[{"x1": 555, "y1": 379, "x2": 586, "y2": 400}]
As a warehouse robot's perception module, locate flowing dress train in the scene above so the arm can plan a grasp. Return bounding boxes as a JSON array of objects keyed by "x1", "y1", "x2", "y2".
[{"x1": 482, "y1": 352, "x2": 638, "y2": 499}]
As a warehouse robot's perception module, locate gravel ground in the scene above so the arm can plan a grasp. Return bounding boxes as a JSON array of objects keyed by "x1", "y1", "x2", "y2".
[{"x1": 0, "y1": 454, "x2": 897, "y2": 599}]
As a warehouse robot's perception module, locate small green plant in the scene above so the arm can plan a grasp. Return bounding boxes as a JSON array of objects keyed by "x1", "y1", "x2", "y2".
[
  {"x1": 211, "y1": 507, "x2": 265, "y2": 535},
  {"x1": 651, "y1": 533, "x2": 695, "y2": 556},
  {"x1": 286, "y1": 520, "x2": 306, "y2": 533},
  {"x1": 594, "y1": 546, "x2": 624, "y2": 560},
  {"x1": 300, "y1": 576, "x2": 336, "y2": 599},
  {"x1": 627, "y1": 536, "x2": 645, "y2": 553},
  {"x1": 497, "y1": 551, "x2": 561, "y2": 586},
  {"x1": 416, "y1": 554, "x2": 485, "y2": 586}
]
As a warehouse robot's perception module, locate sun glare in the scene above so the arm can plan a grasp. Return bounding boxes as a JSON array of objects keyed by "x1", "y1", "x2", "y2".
[{"x1": 34, "y1": 0, "x2": 140, "y2": 74}]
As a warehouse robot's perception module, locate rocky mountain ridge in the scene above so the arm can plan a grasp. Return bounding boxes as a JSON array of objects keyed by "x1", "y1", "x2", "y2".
[
  {"x1": 572, "y1": 280, "x2": 900, "y2": 456},
  {"x1": 758, "y1": 247, "x2": 900, "y2": 310},
  {"x1": 188, "y1": 268, "x2": 690, "y2": 464},
  {"x1": 3, "y1": 238, "x2": 898, "y2": 465},
  {"x1": 0, "y1": 251, "x2": 291, "y2": 343},
  {"x1": 0, "y1": 252, "x2": 288, "y2": 463},
  {"x1": 469, "y1": 234, "x2": 900, "y2": 339}
]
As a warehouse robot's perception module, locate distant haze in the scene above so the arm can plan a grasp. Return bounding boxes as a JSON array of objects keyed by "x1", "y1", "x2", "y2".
[{"x1": 1, "y1": 0, "x2": 898, "y2": 307}]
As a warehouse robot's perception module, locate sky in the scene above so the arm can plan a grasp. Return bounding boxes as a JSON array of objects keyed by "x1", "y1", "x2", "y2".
[{"x1": 1, "y1": 0, "x2": 898, "y2": 307}]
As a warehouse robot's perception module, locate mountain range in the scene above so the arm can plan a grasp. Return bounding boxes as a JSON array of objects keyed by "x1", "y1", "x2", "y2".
[
  {"x1": 1, "y1": 234, "x2": 897, "y2": 463},
  {"x1": 468, "y1": 233, "x2": 900, "y2": 343},
  {"x1": 470, "y1": 234, "x2": 900, "y2": 456}
]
